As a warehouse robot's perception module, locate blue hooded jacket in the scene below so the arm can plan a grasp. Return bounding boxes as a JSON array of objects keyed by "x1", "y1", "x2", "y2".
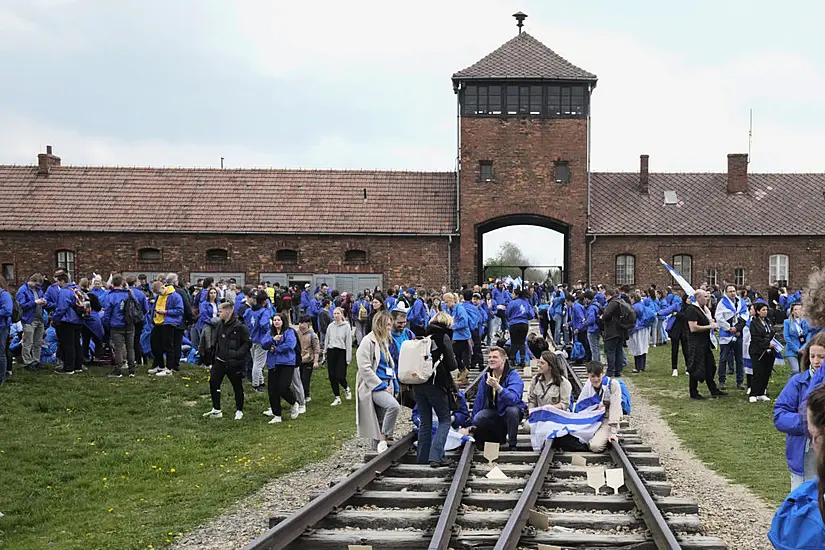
[
  {"x1": 262, "y1": 327, "x2": 297, "y2": 368},
  {"x1": 774, "y1": 370, "x2": 815, "y2": 476},
  {"x1": 244, "y1": 305, "x2": 272, "y2": 345},
  {"x1": 0, "y1": 289, "x2": 12, "y2": 328},
  {"x1": 585, "y1": 303, "x2": 600, "y2": 333},
  {"x1": 15, "y1": 284, "x2": 43, "y2": 325},
  {"x1": 462, "y1": 301, "x2": 482, "y2": 334},
  {"x1": 103, "y1": 288, "x2": 137, "y2": 328},
  {"x1": 196, "y1": 301, "x2": 220, "y2": 330},
  {"x1": 53, "y1": 286, "x2": 82, "y2": 325},
  {"x1": 445, "y1": 303, "x2": 470, "y2": 342},
  {"x1": 768, "y1": 479, "x2": 825, "y2": 549},
  {"x1": 506, "y1": 298, "x2": 535, "y2": 326},
  {"x1": 492, "y1": 288, "x2": 511, "y2": 309},
  {"x1": 550, "y1": 291, "x2": 565, "y2": 317},
  {"x1": 384, "y1": 295, "x2": 398, "y2": 312},
  {"x1": 408, "y1": 298, "x2": 428, "y2": 327},
  {"x1": 571, "y1": 302, "x2": 586, "y2": 332},
  {"x1": 44, "y1": 283, "x2": 62, "y2": 311},
  {"x1": 593, "y1": 292, "x2": 607, "y2": 309},
  {"x1": 300, "y1": 289, "x2": 312, "y2": 309},
  {"x1": 784, "y1": 318, "x2": 810, "y2": 359},
  {"x1": 659, "y1": 294, "x2": 683, "y2": 332},
  {"x1": 472, "y1": 367, "x2": 526, "y2": 421}
]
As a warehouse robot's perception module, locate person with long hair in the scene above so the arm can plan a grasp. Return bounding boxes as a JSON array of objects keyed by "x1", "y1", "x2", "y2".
[
  {"x1": 769, "y1": 383, "x2": 825, "y2": 545},
  {"x1": 262, "y1": 312, "x2": 300, "y2": 424},
  {"x1": 414, "y1": 311, "x2": 459, "y2": 467},
  {"x1": 506, "y1": 288, "x2": 535, "y2": 368},
  {"x1": 356, "y1": 310, "x2": 400, "y2": 453},
  {"x1": 326, "y1": 307, "x2": 353, "y2": 406},
  {"x1": 784, "y1": 303, "x2": 810, "y2": 375},
  {"x1": 775, "y1": 331, "x2": 825, "y2": 490},
  {"x1": 527, "y1": 351, "x2": 572, "y2": 410},
  {"x1": 0, "y1": 274, "x2": 13, "y2": 384},
  {"x1": 749, "y1": 302, "x2": 779, "y2": 403}
]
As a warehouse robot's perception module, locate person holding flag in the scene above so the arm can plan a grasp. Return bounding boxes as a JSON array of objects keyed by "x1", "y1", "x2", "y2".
[{"x1": 715, "y1": 284, "x2": 749, "y2": 390}]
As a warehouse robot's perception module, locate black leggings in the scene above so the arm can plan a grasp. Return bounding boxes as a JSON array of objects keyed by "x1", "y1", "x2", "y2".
[
  {"x1": 267, "y1": 366, "x2": 296, "y2": 417},
  {"x1": 56, "y1": 323, "x2": 82, "y2": 372},
  {"x1": 210, "y1": 362, "x2": 244, "y2": 411},
  {"x1": 670, "y1": 331, "x2": 689, "y2": 371},
  {"x1": 327, "y1": 348, "x2": 349, "y2": 397},
  {"x1": 751, "y1": 353, "x2": 774, "y2": 397},
  {"x1": 509, "y1": 323, "x2": 529, "y2": 366},
  {"x1": 150, "y1": 325, "x2": 175, "y2": 370},
  {"x1": 300, "y1": 362, "x2": 314, "y2": 398},
  {"x1": 453, "y1": 340, "x2": 471, "y2": 372}
]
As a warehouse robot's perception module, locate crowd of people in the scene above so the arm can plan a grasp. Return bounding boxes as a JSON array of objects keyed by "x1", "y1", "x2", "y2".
[{"x1": 3, "y1": 266, "x2": 825, "y2": 544}]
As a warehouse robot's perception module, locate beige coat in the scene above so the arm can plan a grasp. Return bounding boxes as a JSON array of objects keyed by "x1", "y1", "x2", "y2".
[
  {"x1": 355, "y1": 332, "x2": 395, "y2": 440},
  {"x1": 527, "y1": 375, "x2": 572, "y2": 410}
]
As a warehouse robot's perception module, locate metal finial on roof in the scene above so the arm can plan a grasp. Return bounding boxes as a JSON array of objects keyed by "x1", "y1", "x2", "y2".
[{"x1": 513, "y1": 11, "x2": 527, "y2": 34}]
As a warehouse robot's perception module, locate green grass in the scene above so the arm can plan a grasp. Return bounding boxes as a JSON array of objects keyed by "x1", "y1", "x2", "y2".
[
  {"x1": 0, "y1": 361, "x2": 357, "y2": 550},
  {"x1": 630, "y1": 345, "x2": 792, "y2": 506}
]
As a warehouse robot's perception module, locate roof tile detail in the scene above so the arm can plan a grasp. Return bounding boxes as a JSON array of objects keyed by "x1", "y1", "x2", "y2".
[
  {"x1": 590, "y1": 172, "x2": 825, "y2": 235},
  {"x1": 0, "y1": 166, "x2": 456, "y2": 234},
  {"x1": 453, "y1": 32, "x2": 597, "y2": 82}
]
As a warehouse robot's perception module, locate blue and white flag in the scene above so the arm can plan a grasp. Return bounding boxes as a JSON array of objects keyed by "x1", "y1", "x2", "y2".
[
  {"x1": 659, "y1": 258, "x2": 696, "y2": 297},
  {"x1": 445, "y1": 428, "x2": 474, "y2": 451},
  {"x1": 514, "y1": 277, "x2": 523, "y2": 290},
  {"x1": 528, "y1": 404, "x2": 605, "y2": 451}
]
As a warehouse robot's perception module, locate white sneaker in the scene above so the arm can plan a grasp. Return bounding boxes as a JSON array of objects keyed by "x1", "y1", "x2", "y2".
[
  {"x1": 263, "y1": 408, "x2": 274, "y2": 417},
  {"x1": 148, "y1": 366, "x2": 161, "y2": 374},
  {"x1": 376, "y1": 440, "x2": 389, "y2": 453},
  {"x1": 671, "y1": 370, "x2": 678, "y2": 377},
  {"x1": 290, "y1": 403, "x2": 300, "y2": 419},
  {"x1": 345, "y1": 388, "x2": 352, "y2": 400},
  {"x1": 330, "y1": 396, "x2": 342, "y2": 406},
  {"x1": 156, "y1": 369, "x2": 172, "y2": 377},
  {"x1": 234, "y1": 410, "x2": 243, "y2": 421},
  {"x1": 298, "y1": 404, "x2": 306, "y2": 415},
  {"x1": 747, "y1": 387, "x2": 751, "y2": 395},
  {"x1": 202, "y1": 408, "x2": 222, "y2": 418},
  {"x1": 749, "y1": 396, "x2": 758, "y2": 403},
  {"x1": 757, "y1": 395, "x2": 771, "y2": 402},
  {"x1": 305, "y1": 396, "x2": 312, "y2": 403},
  {"x1": 268, "y1": 416, "x2": 282, "y2": 424}
]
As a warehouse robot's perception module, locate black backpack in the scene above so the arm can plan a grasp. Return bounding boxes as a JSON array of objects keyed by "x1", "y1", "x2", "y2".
[
  {"x1": 123, "y1": 289, "x2": 144, "y2": 325},
  {"x1": 618, "y1": 300, "x2": 637, "y2": 331},
  {"x1": 6, "y1": 291, "x2": 22, "y2": 324},
  {"x1": 292, "y1": 327, "x2": 303, "y2": 367}
]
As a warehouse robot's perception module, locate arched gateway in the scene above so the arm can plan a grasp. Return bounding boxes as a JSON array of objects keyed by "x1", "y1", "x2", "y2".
[{"x1": 451, "y1": 29, "x2": 596, "y2": 286}]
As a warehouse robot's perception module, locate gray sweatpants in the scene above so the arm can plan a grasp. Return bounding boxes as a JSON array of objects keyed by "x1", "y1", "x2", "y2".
[
  {"x1": 111, "y1": 325, "x2": 136, "y2": 369},
  {"x1": 251, "y1": 343, "x2": 267, "y2": 387},
  {"x1": 22, "y1": 319, "x2": 44, "y2": 366},
  {"x1": 291, "y1": 366, "x2": 305, "y2": 405},
  {"x1": 371, "y1": 390, "x2": 401, "y2": 448}
]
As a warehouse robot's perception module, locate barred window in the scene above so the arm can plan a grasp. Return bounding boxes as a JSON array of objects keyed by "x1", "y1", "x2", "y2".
[
  {"x1": 56, "y1": 250, "x2": 75, "y2": 281},
  {"x1": 734, "y1": 267, "x2": 746, "y2": 286},
  {"x1": 206, "y1": 248, "x2": 229, "y2": 263},
  {"x1": 138, "y1": 248, "x2": 161, "y2": 262},
  {"x1": 615, "y1": 254, "x2": 635, "y2": 286},
  {"x1": 673, "y1": 255, "x2": 692, "y2": 286}
]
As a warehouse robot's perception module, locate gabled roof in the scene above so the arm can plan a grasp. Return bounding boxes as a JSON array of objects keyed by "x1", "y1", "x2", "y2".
[
  {"x1": 0, "y1": 166, "x2": 456, "y2": 235},
  {"x1": 452, "y1": 32, "x2": 597, "y2": 83},
  {"x1": 589, "y1": 172, "x2": 825, "y2": 236}
]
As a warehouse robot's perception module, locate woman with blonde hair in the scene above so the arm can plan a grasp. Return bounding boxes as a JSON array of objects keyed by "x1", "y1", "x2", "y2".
[{"x1": 356, "y1": 310, "x2": 401, "y2": 453}]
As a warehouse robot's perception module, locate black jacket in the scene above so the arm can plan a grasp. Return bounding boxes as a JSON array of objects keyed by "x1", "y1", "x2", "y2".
[
  {"x1": 601, "y1": 297, "x2": 625, "y2": 341},
  {"x1": 210, "y1": 315, "x2": 251, "y2": 369},
  {"x1": 174, "y1": 285, "x2": 194, "y2": 328},
  {"x1": 427, "y1": 322, "x2": 458, "y2": 391},
  {"x1": 749, "y1": 317, "x2": 775, "y2": 360}
]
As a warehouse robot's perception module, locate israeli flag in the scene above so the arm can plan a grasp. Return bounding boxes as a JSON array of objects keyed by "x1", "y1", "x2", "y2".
[
  {"x1": 514, "y1": 277, "x2": 523, "y2": 289},
  {"x1": 445, "y1": 428, "x2": 474, "y2": 451},
  {"x1": 528, "y1": 404, "x2": 605, "y2": 451},
  {"x1": 659, "y1": 258, "x2": 696, "y2": 297}
]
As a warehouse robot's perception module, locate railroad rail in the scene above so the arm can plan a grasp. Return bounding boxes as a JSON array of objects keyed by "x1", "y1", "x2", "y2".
[{"x1": 246, "y1": 343, "x2": 727, "y2": 550}]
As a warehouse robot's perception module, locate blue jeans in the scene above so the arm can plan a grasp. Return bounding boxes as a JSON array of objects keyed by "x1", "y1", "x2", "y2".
[
  {"x1": 787, "y1": 355, "x2": 801, "y2": 375},
  {"x1": 0, "y1": 325, "x2": 8, "y2": 383},
  {"x1": 604, "y1": 337, "x2": 623, "y2": 377},
  {"x1": 718, "y1": 339, "x2": 744, "y2": 386},
  {"x1": 553, "y1": 314, "x2": 568, "y2": 346},
  {"x1": 587, "y1": 331, "x2": 601, "y2": 363},
  {"x1": 414, "y1": 383, "x2": 452, "y2": 464},
  {"x1": 486, "y1": 317, "x2": 497, "y2": 346}
]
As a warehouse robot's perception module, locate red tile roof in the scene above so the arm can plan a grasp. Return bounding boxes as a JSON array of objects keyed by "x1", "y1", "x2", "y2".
[
  {"x1": 590, "y1": 171, "x2": 825, "y2": 235},
  {"x1": 452, "y1": 32, "x2": 597, "y2": 82},
  {"x1": 0, "y1": 166, "x2": 457, "y2": 235}
]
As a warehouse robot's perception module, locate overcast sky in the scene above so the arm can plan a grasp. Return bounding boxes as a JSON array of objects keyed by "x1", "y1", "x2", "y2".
[{"x1": 2, "y1": 0, "x2": 824, "y2": 265}]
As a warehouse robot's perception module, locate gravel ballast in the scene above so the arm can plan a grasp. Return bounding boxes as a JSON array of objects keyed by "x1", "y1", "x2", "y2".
[{"x1": 623, "y1": 379, "x2": 776, "y2": 550}]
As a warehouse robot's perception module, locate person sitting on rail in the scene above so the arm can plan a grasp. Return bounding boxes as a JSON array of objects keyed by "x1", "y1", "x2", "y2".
[
  {"x1": 470, "y1": 346, "x2": 527, "y2": 452},
  {"x1": 574, "y1": 361, "x2": 622, "y2": 453},
  {"x1": 774, "y1": 331, "x2": 825, "y2": 491}
]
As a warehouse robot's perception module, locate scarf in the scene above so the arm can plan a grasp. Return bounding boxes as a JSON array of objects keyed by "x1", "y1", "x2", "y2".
[{"x1": 153, "y1": 286, "x2": 175, "y2": 325}]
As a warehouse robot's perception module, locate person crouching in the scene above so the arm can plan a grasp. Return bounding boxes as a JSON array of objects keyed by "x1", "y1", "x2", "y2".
[{"x1": 470, "y1": 346, "x2": 527, "y2": 451}]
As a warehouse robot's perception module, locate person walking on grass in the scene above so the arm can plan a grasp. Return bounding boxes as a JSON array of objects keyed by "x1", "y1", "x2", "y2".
[
  {"x1": 356, "y1": 310, "x2": 401, "y2": 453},
  {"x1": 296, "y1": 314, "x2": 321, "y2": 404},
  {"x1": 262, "y1": 313, "x2": 300, "y2": 424},
  {"x1": 748, "y1": 301, "x2": 779, "y2": 403},
  {"x1": 203, "y1": 303, "x2": 250, "y2": 420},
  {"x1": 326, "y1": 307, "x2": 353, "y2": 406},
  {"x1": 245, "y1": 290, "x2": 272, "y2": 393}
]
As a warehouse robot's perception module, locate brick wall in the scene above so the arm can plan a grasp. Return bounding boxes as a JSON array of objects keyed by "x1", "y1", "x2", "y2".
[
  {"x1": 591, "y1": 235, "x2": 824, "y2": 292},
  {"x1": 458, "y1": 116, "x2": 589, "y2": 285},
  {"x1": 0, "y1": 231, "x2": 452, "y2": 291}
]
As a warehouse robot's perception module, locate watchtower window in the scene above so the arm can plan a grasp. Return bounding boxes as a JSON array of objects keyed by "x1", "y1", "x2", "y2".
[
  {"x1": 463, "y1": 85, "x2": 502, "y2": 116},
  {"x1": 554, "y1": 162, "x2": 570, "y2": 184},
  {"x1": 479, "y1": 161, "x2": 493, "y2": 182}
]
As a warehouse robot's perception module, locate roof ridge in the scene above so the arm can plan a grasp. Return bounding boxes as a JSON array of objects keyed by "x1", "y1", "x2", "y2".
[{"x1": 0, "y1": 164, "x2": 456, "y2": 175}]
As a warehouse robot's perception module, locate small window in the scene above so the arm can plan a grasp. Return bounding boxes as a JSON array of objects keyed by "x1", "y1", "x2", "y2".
[
  {"x1": 56, "y1": 250, "x2": 75, "y2": 281},
  {"x1": 2, "y1": 263, "x2": 14, "y2": 283},
  {"x1": 206, "y1": 248, "x2": 229, "y2": 263},
  {"x1": 673, "y1": 255, "x2": 693, "y2": 286},
  {"x1": 770, "y1": 254, "x2": 789, "y2": 285},
  {"x1": 734, "y1": 267, "x2": 746, "y2": 286},
  {"x1": 664, "y1": 190, "x2": 678, "y2": 205},
  {"x1": 615, "y1": 254, "x2": 635, "y2": 286},
  {"x1": 138, "y1": 248, "x2": 161, "y2": 262},
  {"x1": 554, "y1": 162, "x2": 570, "y2": 184},
  {"x1": 345, "y1": 250, "x2": 368, "y2": 264},
  {"x1": 703, "y1": 268, "x2": 718, "y2": 287},
  {"x1": 479, "y1": 161, "x2": 493, "y2": 182},
  {"x1": 275, "y1": 249, "x2": 298, "y2": 263}
]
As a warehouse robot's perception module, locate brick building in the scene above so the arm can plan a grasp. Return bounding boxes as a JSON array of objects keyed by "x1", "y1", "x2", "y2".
[{"x1": 1, "y1": 25, "x2": 822, "y2": 293}]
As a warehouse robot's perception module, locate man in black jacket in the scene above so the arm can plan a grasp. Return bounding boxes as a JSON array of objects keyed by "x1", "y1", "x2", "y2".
[
  {"x1": 601, "y1": 288, "x2": 628, "y2": 377},
  {"x1": 203, "y1": 303, "x2": 251, "y2": 420}
]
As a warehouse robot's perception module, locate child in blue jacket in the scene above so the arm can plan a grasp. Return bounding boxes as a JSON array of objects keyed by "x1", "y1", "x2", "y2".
[{"x1": 261, "y1": 312, "x2": 299, "y2": 423}]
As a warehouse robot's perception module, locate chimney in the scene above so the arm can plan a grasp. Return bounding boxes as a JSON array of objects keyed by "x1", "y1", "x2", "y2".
[
  {"x1": 37, "y1": 145, "x2": 61, "y2": 175},
  {"x1": 727, "y1": 153, "x2": 748, "y2": 194},
  {"x1": 639, "y1": 154, "x2": 649, "y2": 193}
]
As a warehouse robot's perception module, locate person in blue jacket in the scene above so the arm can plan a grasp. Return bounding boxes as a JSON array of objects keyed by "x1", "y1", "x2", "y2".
[
  {"x1": 569, "y1": 294, "x2": 590, "y2": 364},
  {"x1": 102, "y1": 275, "x2": 141, "y2": 377},
  {"x1": 407, "y1": 290, "x2": 428, "y2": 337},
  {"x1": 299, "y1": 284, "x2": 312, "y2": 315},
  {"x1": 492, "y1": 282, "x2": 511, "y2": 332},
  {"x1": 16, "y1": 273, "x2": 47, "y2": 371},
  {"x1": 462, "y1": 290, "x2": 484, "y2": 371},
  {"x1": 550, "y1": 286, "x2": 567, "y2": 346},
  {"x1": 784, "y1": 303, "x2": 810, "y2": 375},
  {"x1": 769, "y1": 381, "x2": 825, "y2": 548},
  {"x1": 261, "y1": 312, "x2": 299, "y2": 423},
  {"x1": 471, "y1": 346, "x2": 527, "y2": 451},
  {"x1": 52, "y1": 273, "x2": 84, "y2": 374},
  {"x1": 481, "y1": 291, "x2": 498, "y2": 346},
  {"x1": 593, "y1": 285, "x2": 607, "y2": 310},
  {"x1": 244, "y1": 291, "x2": 273, "y2": 392},
  {"x1": 659, "y1": 288, "x2": 687, "y2": 375},
  {"x1": 775, "y1": 332, "x2": 825, "y2": 491},
  {"x1": 0, "y1": 275, "x2": 13, "y2": 384},
  {"x1": 506, "y1": 288, "x2": 535, "y2": 368},
  {"x1": 444, "y1": 293, "x2": 471, "y2": 382},
  {"x1": 584, "y1": 292, "x2": 601, "y2": 364}
]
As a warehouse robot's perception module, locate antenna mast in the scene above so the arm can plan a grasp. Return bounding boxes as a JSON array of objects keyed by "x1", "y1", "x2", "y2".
[{"x1": 748, "y1": 109, "x2": 753, "y2": 164}]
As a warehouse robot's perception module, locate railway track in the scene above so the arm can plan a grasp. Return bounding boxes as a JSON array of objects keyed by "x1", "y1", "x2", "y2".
[{"x1": 245, "y1": 342, "x2": 728, "y2": 550}]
